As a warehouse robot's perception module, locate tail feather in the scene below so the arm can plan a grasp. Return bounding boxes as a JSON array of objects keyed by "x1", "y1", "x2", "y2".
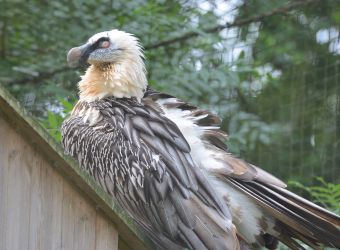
[
  {"x1": 249, "y1": 181, "x2": 340, "y2": 243},
  {"x1": 269, "y1": 184, "x2": 340, "y2": 226},
  {"x1": 226, "y1": 178, "x2": 340, "y2": 249}
]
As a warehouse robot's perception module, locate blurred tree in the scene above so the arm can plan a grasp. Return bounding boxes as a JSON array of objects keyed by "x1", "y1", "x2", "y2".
[
  {"x1": 0, "y1": 0, "x2": 339, "y2": 184},
  {"x1": 231, "y1": 0, "x2": 340, "y2": 182}
]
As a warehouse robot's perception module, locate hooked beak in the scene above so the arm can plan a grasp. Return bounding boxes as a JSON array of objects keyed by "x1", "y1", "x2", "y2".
[{"x1": 67, "y1": 43, "x2": 92, "y2": 68}]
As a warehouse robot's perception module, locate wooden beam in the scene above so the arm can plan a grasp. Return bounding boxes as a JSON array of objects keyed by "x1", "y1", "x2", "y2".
[{"x1": 0, "y1": 86, "x2": 154, "y2": 250}]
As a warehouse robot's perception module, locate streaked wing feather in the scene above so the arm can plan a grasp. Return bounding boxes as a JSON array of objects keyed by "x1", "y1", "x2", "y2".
[
  {"x1": 62, "y1": 95, "x2": 236, "y2": 249},
  {"x1": 226, "y1": 178, "x2": 340, "y2": 248},
  {"x1": 269, "y1": 184, "x2": 340, "y2": 226},
  {"x1": 144, "y1": 88, "x2": 286, "y2": 188}
]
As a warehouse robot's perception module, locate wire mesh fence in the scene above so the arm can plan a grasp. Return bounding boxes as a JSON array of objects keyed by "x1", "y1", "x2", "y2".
[{"x1": 227, "y1": 53, "x2": 340, "y2": 184}]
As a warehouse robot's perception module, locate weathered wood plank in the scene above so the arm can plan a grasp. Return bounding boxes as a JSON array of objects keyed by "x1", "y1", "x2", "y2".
[
  {"x1": 49, "y1": 170, "x2": 64, "y2": 250},
  {"x1": 61, "y1": 181, "x2": 76, "y2": 250},
  {"x1": 4, "y1": 121, "x2": 31, "y2": 250},
  {"x1": 73, "y1": 194, "x2": 97, "y2": 250},
  {"x1": 40, "y1": 159, "x2": 58, "y2": 250},
  {"x1": 28, "y1": 148, "x2": 43, "y2": 250},
  {"x1": 95, "y1": 211, "x2": 119, "y2": 250},
  {"x1": 0, "y1": 115, "x2": 122, "y2": 250},
  {"x1": 26, "y1": 132, "x2": 64, "y2": 250},
  {"x1": 0, "y1": 116, "x2": 9, "y2": 250},
  {"x1": 0, "y1": 86, "x2": 152, "y2": 250}
]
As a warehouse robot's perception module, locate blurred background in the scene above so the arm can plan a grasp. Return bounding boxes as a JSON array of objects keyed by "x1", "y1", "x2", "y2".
[{"x1": 1, "y1": 0, "x2": 339, "y2": 214}]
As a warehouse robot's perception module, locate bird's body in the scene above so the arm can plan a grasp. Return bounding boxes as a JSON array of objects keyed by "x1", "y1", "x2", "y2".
[{"x1": 62, "y1": 29, "x2": 340, "y2": 249}]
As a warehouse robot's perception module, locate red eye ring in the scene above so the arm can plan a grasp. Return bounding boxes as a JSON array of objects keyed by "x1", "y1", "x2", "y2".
[{"x1": 101, "y1": 41, "x2": 110, "y2": 48}]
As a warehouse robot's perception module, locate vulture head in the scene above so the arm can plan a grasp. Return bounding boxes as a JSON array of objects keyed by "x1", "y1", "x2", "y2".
[{"x1": 67, "y1": 29, "x2": 147, "y2": 101}]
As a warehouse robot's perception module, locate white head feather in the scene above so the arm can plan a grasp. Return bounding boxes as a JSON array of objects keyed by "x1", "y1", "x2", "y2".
[{"x1": 75, "y1": 29, "x2": 147, "y2": 102}]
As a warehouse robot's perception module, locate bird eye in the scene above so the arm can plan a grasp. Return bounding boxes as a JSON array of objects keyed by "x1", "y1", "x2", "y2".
[{"x1": 100, "y1": 41, "x2": 110, "y2": 48}]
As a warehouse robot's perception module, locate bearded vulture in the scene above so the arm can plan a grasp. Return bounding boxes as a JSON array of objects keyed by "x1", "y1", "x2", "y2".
[{"x1": 61, "y1": 29, "x2": 340, "y2": 250}]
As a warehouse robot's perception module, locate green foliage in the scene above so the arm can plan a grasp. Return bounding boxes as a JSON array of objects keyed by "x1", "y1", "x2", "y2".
[
  {"x1": 1, "y1": 0, "x2": 339, "y2": 184},
  {"x1": 289, "y1": 178, "x2": 340, "y2": 214},
  {"x1": 274, "y1": 178, "x2": 340, "y2": 250},
  {"x1": 39, "y1": 98, "x2": 75, "y2": 141}
]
